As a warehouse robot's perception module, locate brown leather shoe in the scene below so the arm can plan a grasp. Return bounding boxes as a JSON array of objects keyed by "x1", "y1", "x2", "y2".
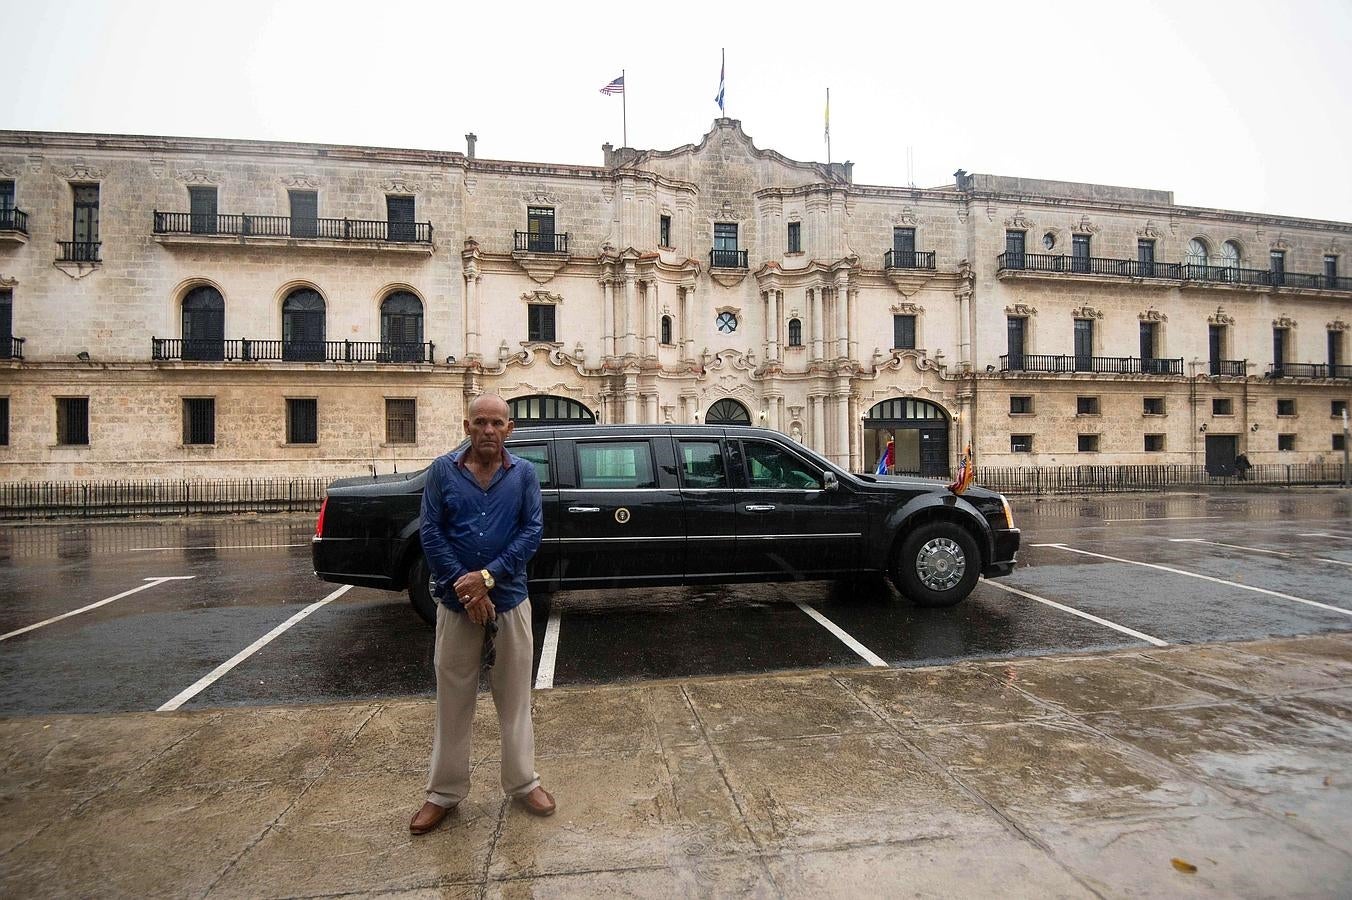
[
  {"x1": 409, "y1": 800, "x2": 454, "y2": 835},
  {"x1": 518, "y1": 786, "x2": 556, "y2": 817}
]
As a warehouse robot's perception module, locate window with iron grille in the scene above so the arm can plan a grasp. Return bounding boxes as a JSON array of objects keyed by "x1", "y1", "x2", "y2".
[
  {"x1": 1010, "y1": 434, "x2": 1032, "y2": 453},
  {"x1": 1270, "y1": 250, "x2": 1285, "y2": 274},
  {"x1": 1143, "y1": 397, "x2": 1165, "y2": 415},
  {"x1": 659, "y1": 214, "x2": 671, "y2": 248},
  {"x1": 660, "y1": 315, "x2": 673, "y2": 345},
  {"x1": 1335, "y1": 433, "x2": 1346, "y2": 451},
  {"x1": 386, "y1": 195, "x2": 416, "y2": 241},
  {"x1": 1326, "y1": 255, "x2": 1339, "y2": 285},
  {"x1": 892, "y1": 314, "x2": 916, "y2": 350},
  {"x1": 1071, "y1": 233, "x2": 1090, "y2": 272},
  {"x1": 1010, "y1": 395, "x2": 1033, "y2": 415},
  {"x1": 1278, "y1": 433, "x2": 1295, "y2": 451},
  {"x1": 1076, "y1": 396, "x2": 1100, "y2": 416},
  {"x1": 787, "y1": 318, "x2": 802, "y2": 347},
  {"x1": 1004, "y1": 230, "x2": 1025, "y2": 260},
  {"x1": 713, "y1": 222, "x2": 738, "y2": 251},
  {"x1": 893, "y1": 227, "x2": 916, "y2": 255},
  {"x1": 57, "y1": 397, "x2": 89, "y2": 445},
  {"x1": 1144, "y1": 434, "x2": 1165, "y2": 452},
  {"x1": 787, "y1": 221, "x2": 801, "y2": 253},
  {"x1": 385, "y1": 398, "x2": 416, "y2": 444},
  {"x1": 189, "y1": 186, "x2": 217, "y2": 234},
  {"x1": 1334, "y1": 400, "x2": 1349, "y2": 417},
  {"x1": 1277, "y1": 398, "x2": 1296, "y2": 417},
  {"x1": 182, "y1": 398, "x2": 215, "y2": 445},
  {"x1": 0, "y1": 396, "x2": 8, "y2": 446},
  {"x1": 286, "y1": 398, "x2": 318, "y2": 444},
  {"x1": 528, "y1": 303, "x2": 556, "y2": 342},
  {"x1": 1077, "y1": 434, "x2": 1100, "y2": 452},
  {"x1": 72, "y1": 183, "x2": 99, "y2": 244},
  {"x1": 1213, "y1": 398, "x2": 1233, "y2": 416},
  {"x1": 527, "y1": 207, "x2": 555, "y2": 252},
  {"x1": 0, "y1": 180, "x2": 13, "y2": 210}
]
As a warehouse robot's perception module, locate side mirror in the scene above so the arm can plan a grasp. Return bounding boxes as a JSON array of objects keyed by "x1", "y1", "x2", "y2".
[{"x1": 823, "y1": 472, "x2": 839, "y2": 492}]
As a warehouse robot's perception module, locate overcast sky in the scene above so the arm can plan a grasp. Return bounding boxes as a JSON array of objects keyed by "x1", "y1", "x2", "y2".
[{"x1": 5, "y1": 0, "x2": 1350, "y2": 224}]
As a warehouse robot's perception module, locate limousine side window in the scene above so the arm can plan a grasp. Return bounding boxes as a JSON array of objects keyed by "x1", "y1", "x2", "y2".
[
  {"x1": 677, "y1": 440, "x2": 728, "y2": 488},
  {"x1": 742, "y1": 440, "x2": 823, "y2": 490},
  {"x1": 576, "y1": 441, "x2": 658, "y2": 489},
  {"x1": 511, "y1": 443, "x2": 553, "y2": 488}
]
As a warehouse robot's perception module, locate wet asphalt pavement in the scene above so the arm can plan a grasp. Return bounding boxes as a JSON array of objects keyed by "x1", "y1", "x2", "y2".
[{"x1": 1, "y1": 490, "x2": 1349, "y2": 716}]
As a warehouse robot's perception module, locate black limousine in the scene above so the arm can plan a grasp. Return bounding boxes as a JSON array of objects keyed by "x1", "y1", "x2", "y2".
[{"x1": 312, "y1": 424, "x2": 1020, "y2": 624}]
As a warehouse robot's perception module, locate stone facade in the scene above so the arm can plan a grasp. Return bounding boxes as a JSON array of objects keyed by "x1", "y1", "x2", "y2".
[{"x1": 0, "y1": 122, "x2": 1349, "y2": 482}]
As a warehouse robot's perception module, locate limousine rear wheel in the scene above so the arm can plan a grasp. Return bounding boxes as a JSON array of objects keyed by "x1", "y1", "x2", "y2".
[
  {"x1": 892, "y1": 521, "x2": 979, "y2": 607},
  {"x1": 409, "y1": 555, "x2": 437, "y2": 625}
]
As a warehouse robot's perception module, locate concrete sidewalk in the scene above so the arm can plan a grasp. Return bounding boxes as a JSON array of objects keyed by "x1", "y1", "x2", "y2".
[{"x1": 2, "y1": 634, "x2": 1350, "y2": 899}]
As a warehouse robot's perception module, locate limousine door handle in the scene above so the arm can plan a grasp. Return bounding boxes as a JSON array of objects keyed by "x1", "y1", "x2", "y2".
[
  {"x1": 568, "y1": 506, "x2": 602, "y2": 514},
  {"x1": 743, "y1": 504, "x2": 776, "y2": 512}
]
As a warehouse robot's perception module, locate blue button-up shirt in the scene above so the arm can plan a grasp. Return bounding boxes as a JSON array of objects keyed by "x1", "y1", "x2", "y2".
[{"x1": 419, "y1": 447, "x2": 543, "y2": 614}]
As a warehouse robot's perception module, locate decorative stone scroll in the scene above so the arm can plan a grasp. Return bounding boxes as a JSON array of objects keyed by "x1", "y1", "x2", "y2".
[
  {"x1": 1208, "y1": 307, "x2": 1235, "y2": 326},
  {"x1": 1003, "y1": 303, "x2": 1037, "y2": 317},
  {"x1": 176, "y1": 168, "x2": 220, "y2": 185},
  {"x1": 1004, "y1": 211, "x2": 1033, "y2": 229},
  {"x1": 1273, "y1": 315, "x2": 1298, "y2": 329},
  {"x1": 1137, "y1": 221, "x2": 1162, "y2": 238},
  {"x1": 520, "y1": 290, "x2": 564, "y2": 305},
  {"x1": 890, "y1": 301, "x2": 925, "y2": 315},
  {"x1": 1138, "y1": 308, "x2": 1168, "y2": 322},
  {"x1": 382, "y1": 173, "x2": 422, "y2": 194},
  {"x1": 281, "y1": 173, "x2": 320, "y2": 188},
  {"x1": 60, "y1": 159, "x2": 104, "y2": 180},
  {"x1": 1327, "y1": 319, "x2": 1348, "y2": 332},
  {"x1": 1074, "y1": 215, "x2": 1100, "y2": 235},
  {"x1": 1071, "y1": 305, "x2": 1104, "y2": 320},
  {"x1": 892, "y1": 207, "x2": 918, "y2": 226}
]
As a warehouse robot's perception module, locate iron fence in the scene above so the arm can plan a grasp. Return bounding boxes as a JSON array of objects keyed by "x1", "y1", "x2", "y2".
[
  {"x1": 153, "y1": 211, "x2": 433, "y2": 243},
  {"x1": 0, "y1": 477, "x2": 333, "y2": 520},
  {"x1": 979, "y1": 463, "x2": 1348, "y2": 495},
  {"x1": 884, "y1": 249, "x2": 937, "y2": 270},
  {"x1": 1267, "y1": 363, "x2": 1352, "y2": 380}
]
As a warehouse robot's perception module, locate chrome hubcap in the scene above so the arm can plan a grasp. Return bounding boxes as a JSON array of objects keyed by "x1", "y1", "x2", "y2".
[{"x1": 915, "y1": 537, "x2": 966, "y2": 591}]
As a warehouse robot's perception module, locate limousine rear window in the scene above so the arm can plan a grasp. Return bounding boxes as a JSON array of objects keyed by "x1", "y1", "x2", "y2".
[
  {"x1": 576, "y1": 440, "x2": 658, "y2": 489},
  {"x1": 678, "y1": 440, "x2": 728, "y2": 489}
]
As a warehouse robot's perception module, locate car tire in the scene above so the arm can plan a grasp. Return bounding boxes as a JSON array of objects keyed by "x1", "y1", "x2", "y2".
[
  {"x1": 891, "y1": 521, "x2": 980, "y2": 607},
  {"x1": 409, "y1": 555, "x2": 437, "y2": 626}
]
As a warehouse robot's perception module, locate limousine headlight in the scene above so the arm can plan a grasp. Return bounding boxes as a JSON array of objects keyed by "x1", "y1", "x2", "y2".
[{"x1": 1000, "y1": 495, "x2": 1015, "y2": 530}]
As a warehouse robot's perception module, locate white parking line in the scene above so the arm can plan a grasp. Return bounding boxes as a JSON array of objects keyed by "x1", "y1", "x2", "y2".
[
  {"x1": 1104, "y1": 516, "x2": 1222, "y2": 523},
  {"x1": 125, "y1": 543, "x2": 308, "y2": 552},
  {"x1": 982, "y1": 579, "x2": 1168, "y2": 647},
  {"x1": 794, "y1": 602, "x2": 887, "y2": 667},
  {"x1": 1033, "y1": 543, "x2": 1352, "y2": 617},
  {"x1": 534, "y1": 608, "x2": 562, "y2": 690},
  {"x1": 1299, "y1": 533, "x2": 1352, "y2": 541},
  {"x1": 156, "y1": 584, "x2": 352, "y2": 712},
  {"x1": 1168, "y1": 538, "x2": 1352, "y2": 568},
  {"x1": 0, "y1": 576, "x2": 196, "y2": 642}
]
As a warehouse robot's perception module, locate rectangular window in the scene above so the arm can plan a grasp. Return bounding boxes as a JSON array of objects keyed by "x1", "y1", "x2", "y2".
[
  {"x1": 1334, "y1": 400, "x2": 1349, "y2": 417},
  {"x1": 1330, "y1": 330, "x2": 1345, "y2": 368},
  {"x1": 1277, "y1": 398, "x2": 1296, "y2": 417},
  {"x1": 0, "y1": 288, "x2": 11, "y2": 359},
  {"x1": 510, "y1": 443, "x2": 552, "y2": 487},
  {"x1": 188, "y1": 186, "x2": 217, "y2": 234},
  {"x1": 1213, "y1": 398, "x2": 1234, "y2": 416},
  {"x1": 1144, "y1": 434, "x2": 1165, "y2": 452},
  {"x1": 57, "y1": 397, "x2": 90, "y2": 446},
  {"x1": 1137, "y1": 238, "x2": 1156, "y2": 275},
  {"x1": 181, "y1": 398, "x2": 215, "y2": 445},
  {"x1": 1273, "y1": 327, "x2": 1288, "y2": 373},
  {"x1": 1004, "y1": 230, "x2": 1026, "y2": 268},
  {"x1": 1326, "y1": 255, "x2": 1339, "y2": 288},
  {"x1": 1007, "y1": 316, "x2": 1026, "y2": 366},
  {"x1": 677, "y1": 440, "x2": 727, "y2": 489},
  {"x1": 0, "y1": 180, "x2": 15, "y2": 215},
  {"x1": 713, "y1": 222, "x2": 738, "y2": 251},
  {"x1": 286, "y1": 398, "x2": 318, "y2": 444},
  {"x1": 892, "y1": 314, "x2": 916, "y2": 350},
  {"x1": 386, "y1": 195, "x2": 416, "y2": 241},
  {"x1": 1071, "y1": 234, "x2": 1091, "y2": 272},
  {"x1": 1270, "y1": 249, "x2": 1286, "y2": 276},
  {"x1": 1140, "y1": 321, "x2": 1157, "y2": 360},
  {"x1": 289, "y1": 190, "x2": 317, "y2": 237},
  {"x1": 385, "y1": 398, "x2": 416, "y2": 444},
  {"x1": 1074, "y1": 319, "x2": 1094, "y2": 370},
  {"x1": 1335, "y1": 434, "x2": 1347, "y2": 451},
  {"x1": 576, "y1": 440, "x2": 657, "y2": 489},
  {"x1": 1143, "y1": 397, "x2": 1165, "y2": 415},
  {"x1": 1077, "y1": 434, "x2": 1100, "y2": 452},
  {"x1": 1278, "y1": 433, "x2": 1296, "y2": 451},
  {"x1": 1010, "y1": 395, "x2": 1033, "y2": 415},
  {"x1": 893, "y1": 226, "x2": 916, "y2": 261},
  {"x1": 1209, "y1": 323, "x2": 1226, "y2": 373},
  {"x1": 72, "y1": 183, "x2": 99, "y2": 244},
  {"x1": 528, "y1": 303, "x2": 556, "y2": 342},
  {"x1": 787, "y1": 221, "x2": 801, "y2": 253},
  {"x1": 1076, "y1": 396, "x2": 1100, "y2": 416},
  {"x1": 659, "y1": 214, "x2": 671, "y2": 248},
  {"x1": 1010, "y1": 434, "x2": 1033, "y2": 453},
  {"x1": 0, "y1": 396, "x2": 8, "y2": 446}
]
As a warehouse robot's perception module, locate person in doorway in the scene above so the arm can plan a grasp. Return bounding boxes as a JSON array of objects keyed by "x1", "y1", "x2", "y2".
[
  {"x1": 1234, "y1": 452, "x2": 1252, "y2": 480},
  {"x1": 409, "y1": 393, "x2": 554, "y2": 835}
]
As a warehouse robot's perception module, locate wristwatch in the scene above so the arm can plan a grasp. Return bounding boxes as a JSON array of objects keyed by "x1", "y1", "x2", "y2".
[{"x1": 480, "y1": 569, "x2": 495, "y2": 589}]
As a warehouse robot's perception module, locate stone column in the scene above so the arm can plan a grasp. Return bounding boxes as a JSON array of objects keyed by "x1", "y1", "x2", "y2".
[
  {"x1": 834, "y1": 276, "x2": 849, "y2": 359},
  {"x1": 957, "y1": 287, "x2": 972, "y2": 369},
  {"x1": 810, "y1": 287, "x2": 824, "y2": 360},
  {"x1": 834, "y1": 386, "x2": 850, "y2": 468},
  {"x1": 810, "y1": 395, "x2": 825, "y2": 455},
  {"x1": 847, "y1": 289, "x2": 858, "y2": 362},
  {"x1": 602, "y1": 278, "x2": 615, "y2": 360},
  {"x1": 463, "y1": 270, "x2": 480, "y2": 359},
  {"x1": 766, "y1": 289, "x2": 780, "y2": 360},
  {"x1": 623, "y1": 271, "x2": 638, "y2": 357},
  {"x1": 681, "y1": 284, "x2": 695, "y2": 360},
  {"x1": 644, "y1": 280, "x2": 659, "y2": 358},
  {"x1": 624, "y1": 375, "x2": 638, "y2": 423},
  {"x1": 644, "y1": 392, "x2": 658, "y2": 424}
]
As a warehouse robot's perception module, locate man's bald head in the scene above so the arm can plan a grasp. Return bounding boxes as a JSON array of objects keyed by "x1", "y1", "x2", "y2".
[{"x1": 467, "y1": 393, "x2": 510, "y2": 420}]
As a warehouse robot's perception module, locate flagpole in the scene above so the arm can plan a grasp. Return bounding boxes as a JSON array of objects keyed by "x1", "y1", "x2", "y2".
[
  {"x1": 621, "y1": 68, "x2": 627, "y2": 148},
  {"x1": 825, "y1": 87, "x2": 831, "y2": 165}
]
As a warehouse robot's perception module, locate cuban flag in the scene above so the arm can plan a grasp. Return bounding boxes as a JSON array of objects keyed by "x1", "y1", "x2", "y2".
[
  {"x1": 874, "y1": 439, "x2": 894, "y2": 475},
  {"x1": 600, "y1": 75, "x2": 624, "y2": 95},
  {"x1": 714, "y1": 50, "x2": 725, "y2": 114}
]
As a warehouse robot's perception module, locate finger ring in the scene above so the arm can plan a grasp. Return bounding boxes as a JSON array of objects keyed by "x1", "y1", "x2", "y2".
[{"x1": 460, "y1": 596, "x2": 469, "y2": 603}]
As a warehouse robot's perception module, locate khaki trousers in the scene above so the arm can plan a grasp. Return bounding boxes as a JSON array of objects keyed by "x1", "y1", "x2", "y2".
[{"x1": 425, "y1": 598, "x2": 539, "y2": 807}]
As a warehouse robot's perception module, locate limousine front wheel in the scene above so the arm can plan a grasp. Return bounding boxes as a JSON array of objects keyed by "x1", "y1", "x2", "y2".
[{"x1": 892, "y1": 522, "x2": 980, "y2": 607}]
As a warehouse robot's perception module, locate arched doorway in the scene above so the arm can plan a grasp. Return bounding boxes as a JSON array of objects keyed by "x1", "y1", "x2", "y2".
[
  {"x1": 705, "y1": 398, "x2": 751, "y2": 425},
  {"x1": 864, "y1": 397, "x2": 951, "y2": 477},
  {"x1": 508, "y1": 394, "x2": 596, "y2": 427}
]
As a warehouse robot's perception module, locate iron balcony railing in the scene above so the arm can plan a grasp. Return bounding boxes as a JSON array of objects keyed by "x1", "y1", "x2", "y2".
[
  {"x1": 1267, "y1": 362, "x2": 1352, "y2": 379},
  {"x1": 151, "y1": 338, "x2": 436, "y2": 363},
  {"x1": 1208, "y1": 359, "x2": 1248, "y2": 376},
  {"x1": 709, "y1": 248, "x2": 749, "y2": 268},
  {"x1": 884, "y1": 249, "x2": 937, "y2": 270},
  {"x1": 0, "y1": 207, "x2": 29, "y2": 233},
  {"x1": 997, "y1": 252, "x2": 1352, "y2": 292},
  {"x1": 513, "y1": 231, "x2": 569, "y2": 254},
  {"x1": 1000, "y1": 354, "x2": 1184, "y2": 375},
  {"x1": 152, "y1": 212, "x2": 433, "y2": 243},
  {"x1": 2, "y1": 337, "x2": 23, "y2": 360},
  {"x1": 58, "y1": 241, "x2": 100, "y2": 262}
]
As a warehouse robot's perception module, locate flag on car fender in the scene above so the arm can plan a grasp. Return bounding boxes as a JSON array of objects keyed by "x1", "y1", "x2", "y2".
[{"x1": 948, "y1": 443, "x2": 974, "y2": 495}]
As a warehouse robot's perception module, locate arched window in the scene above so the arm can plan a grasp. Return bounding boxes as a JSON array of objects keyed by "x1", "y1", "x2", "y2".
[
  {"x1": 1186, "y1": 238, "x2": 1209, "y2": 270},
  {"x1": 282, "y1": 288, "x2": 326, "y2": 361},
  {"x1": 705, "y1": 398, "x2": 751, "y2": 424},
  {"x1": 181, "y1": 285, "x2": 224, "y2": 361},
  {"x1": 660, "y1": 315, "x2": 672, "y2": 345},
  {"x1": 1221, "y1": 240, "x2": 1241, "y2": 271},
  {"x1": 787, "y1": 318, "x2": 802, "y2": 347},
  {"x1": 381, "y1": 291, "x2": 424, "y2": 362},
  {"x1": 508, "y1": 394, "x2": 596, "y2": 426}
]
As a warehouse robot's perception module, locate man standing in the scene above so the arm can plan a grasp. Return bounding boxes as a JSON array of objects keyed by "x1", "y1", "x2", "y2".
[{"x1": 410, "y1": 393, "x2": 554, "y2": 835}]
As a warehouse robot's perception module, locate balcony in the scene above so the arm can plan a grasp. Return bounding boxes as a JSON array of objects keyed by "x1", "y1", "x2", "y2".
[
  {"x1": 1000, "y1": 354, "x2": 1184, "y2": 375},
  {"x1": 884, "y1": 249, "x2": 936, "y2": 270},
  {"x1": 997, "y1": 252, "x2": 1352, "y2": 293},
  {"x1": 709, "y1": 248, "x2": 748, "y2": 269},
  {"x1": 58, "y1": 241, "x2": 101, "y2": 262},
  {"x1": 1268, "y1": 362, "x2": 1352, "y2": 380},
  {"x1": 1, "y1": 337, "x2": 23, "y2": 360},
  {"x1": 513, "y1": 231, "x2": 569, "y2": 254},
  {"x1": 152, "y1": 212, "x2": 433, "y2": 254},
  {"x1": 1208, "y1": 359, "x2": 1248, "y2": 376},
  {"x1": 151, "y1": 338, "x2": 436, "y2": 364},
  {"x1": 0, "y1": 207, "x2": 29, "y2": 244}
]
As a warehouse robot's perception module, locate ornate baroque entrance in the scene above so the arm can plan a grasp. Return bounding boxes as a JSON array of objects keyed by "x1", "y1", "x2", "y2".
[{"x1": 863, "y1": 397, "x2": 951, "y2": 477}]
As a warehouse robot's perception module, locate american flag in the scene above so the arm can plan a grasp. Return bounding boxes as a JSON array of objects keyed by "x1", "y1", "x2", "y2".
[{"x1": 600, "y1": 75, "x2": 624, "y2": 95}]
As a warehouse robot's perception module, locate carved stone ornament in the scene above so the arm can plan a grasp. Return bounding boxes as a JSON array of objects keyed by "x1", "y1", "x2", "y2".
[
  {"x1": 281, "y1": 174, "x2": 320, "y2": 189},
  {"x1": 464, "y1": 175, "x2": 477, "y2": 196},
  {"x1": 1327, "y1": 319, "x2": 1348, "y2": 332},
  {"x1": 382, "y1": 173, "x2": 422, "y2": 194},
  {"x1": 1208, "y1": 306, "x2": 1235, "y2": 326},
  {"x1": 890, "y1": 301, "x2": 925, "y2": 315},
  {"x1": 1003, "y1": 303, "x2": 1037, "y2": 317},
  {"x1": 1326, "y1": 240, "x2": 1342, "y2": 256},
  {"x1": 721, "y1": 200, "x2": 735, "y2": 217},
  {"x1": 1271, "y1": 235, "x2": 1290, "y2": 251},
  {"x1": 0, "y1": 274, "x2": 17, "y2": 288},
  {"x1": 1137, "y1": 221, "x2": 1162, "y2": 238},
  {"x1": 1074, "y1": 215, "x2": 1100, "y2": 235},
  {"x1": 892, "y1": 206, "x2": 918, "y2": 226},
  {"x1": 176, "y1": 168, "x2": 220, "y2": 185},
  {"x1": 0, "y1": 162, "x2": 16, "y2": 178},
  {"x1": 521, "y1": 290, "x2": 564, "y2": 305},
  {"x1": 26, "y1": 155, "x2": 43, "y2": 174},
  {"x1": 526, "y1": 184, "x2": 558, "y2": 205},
  {"x1": 60, "y1": 158, "x2": 104, "y2": 180},
  {"x1": 1004, "y1": 211, "x2": 1033, "y2": 230},
  {"x1": 148, "y1": 157, "x2": 166, "y2": 177},
  {"x1": 1071, "y1": 305, "x2": 1105, "y2": 320},
  {"x1": 1273, "y1": 315, "x2": 1298, "y2": 329},
  {"x1": 1138, "y1": 308, "x2": 1168, "y2": 322}
]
